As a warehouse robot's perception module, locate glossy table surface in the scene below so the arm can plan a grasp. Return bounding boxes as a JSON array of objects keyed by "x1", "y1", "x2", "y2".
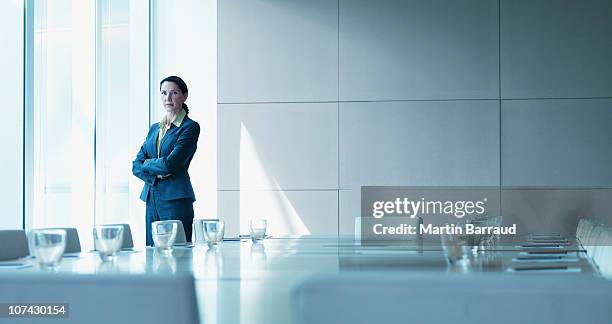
[{"x1": 0, "y1": 235, "x2": 605, "y2": 324}]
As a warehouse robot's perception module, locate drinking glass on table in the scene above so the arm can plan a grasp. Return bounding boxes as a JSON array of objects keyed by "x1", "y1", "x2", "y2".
[
  {"x1": 441, "y1": 231, "x2": 472, "y2": 267},
  {"x1": 203, "y1": 220, "x2": 225, "y2": 248},
  {"x1": 33, "y1": 229, "x2": 67, "y2": 270},
  {"x1": 152, "y1": 221, "x2": 178, "y2": 256},
  {"x1": 467, "y1": 215, "x2": 503, "y2": 251},
  {"x1": 94, "y1": 225, "x2": 124, "y2": 262},
  {"x1": 249, "y1": 219, "x2": 267, "y2": 242}
]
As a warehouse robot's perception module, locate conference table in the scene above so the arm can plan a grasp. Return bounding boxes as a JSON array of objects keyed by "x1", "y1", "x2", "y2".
[{"x1": 0, "y1": 235, "x2": 605, "y2": 324}]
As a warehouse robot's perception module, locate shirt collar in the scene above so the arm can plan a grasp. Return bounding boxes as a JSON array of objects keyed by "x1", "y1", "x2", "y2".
[{"x1": 159, "y1": 109, "x2": 187, "y2": 128}]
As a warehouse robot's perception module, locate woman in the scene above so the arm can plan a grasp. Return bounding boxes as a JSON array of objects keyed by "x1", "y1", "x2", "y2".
[{"x1": 132, "y1": 76, "x2": 200, "y2": 246}]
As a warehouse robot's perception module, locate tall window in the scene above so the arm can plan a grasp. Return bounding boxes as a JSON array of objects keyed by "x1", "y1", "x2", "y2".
[
  {"x1": 26, "y1": 0, "x2": 214, "y2": 247},
  {"x1": 28, "y1": 0, "x2": 96, "y2": 248},
  {"x1": 96, "y1": 0, "x2": 131, "y2": 226},
  {"x1": 27, "y1": 0, "x2": 149, "y2": 248},
  {"x1": 0, "y1": 0, "x2": 24, "y2": 230},
  {"x1": 95, "y1": 0, "x2": 150, "y2": 247}
]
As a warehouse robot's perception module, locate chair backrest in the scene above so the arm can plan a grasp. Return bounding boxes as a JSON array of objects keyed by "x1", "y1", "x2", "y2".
[
  {"x1": 104, "y1": 224, "x2": 134, "y2": 249},
  {"x1": 28, "y1": 227, "x2": 82, "y2": 254},
  {"x1": 0, "y1": 230, "x2": 29, "y2": 261},
  {"x1": 0, "y1": 273, "x2": 200, "y2": 324},
  {"x1": 293, "y1": 273, "x2": 612, "y2": 324}
]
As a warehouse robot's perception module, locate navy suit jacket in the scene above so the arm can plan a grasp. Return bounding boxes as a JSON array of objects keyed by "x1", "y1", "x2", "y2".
[{"x1": 132, "y1": 115, "x2": 200, "y2": 202}]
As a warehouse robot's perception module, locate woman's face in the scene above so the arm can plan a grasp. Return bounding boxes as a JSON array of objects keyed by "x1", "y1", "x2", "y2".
[{"x1": 160, "y1": 81, "x2": 187, "y2": 113}]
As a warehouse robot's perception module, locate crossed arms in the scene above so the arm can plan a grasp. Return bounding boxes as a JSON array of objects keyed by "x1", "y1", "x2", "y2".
[{"x1": 132, "y1": 122, "x2": 200, "y2": 184}]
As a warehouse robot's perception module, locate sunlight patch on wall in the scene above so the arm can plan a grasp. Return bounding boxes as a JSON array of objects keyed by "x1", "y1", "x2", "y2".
[{"x1": 239, "y1": 122, "x2": 310, "y2": 235}]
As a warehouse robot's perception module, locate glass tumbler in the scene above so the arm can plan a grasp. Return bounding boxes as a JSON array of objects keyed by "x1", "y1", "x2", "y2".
[
  {"x1": 33, "y1": 229, "x2": 67, "y2": 270},
  {"x1": 249, "y1": 219, "x2": 267, "y2": 242},
  {"x1": 441, "y1": 231, "x2": 472, "y2": 267},
  {"x1": 203, "y1": 220, "x2": 225, "y2": 248},
  {"x1": 152, "y1": 221, "x2": 178, "y2": 255},
  {"x1": 94, "y1": 225, "x2": 124, "y2": 262}
]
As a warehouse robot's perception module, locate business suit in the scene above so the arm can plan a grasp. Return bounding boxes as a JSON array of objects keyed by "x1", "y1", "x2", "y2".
[{"x1": 132, "y1": 113, "x2": 200, "y2": 246}]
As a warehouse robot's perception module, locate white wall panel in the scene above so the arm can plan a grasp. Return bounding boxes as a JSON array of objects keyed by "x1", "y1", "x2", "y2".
[
  {"x1": 338, "y1": 189, "x2": 358, "y2": 235},
  {"x1": 218, "y1": 103, "x2": 338, "y2": 190},
  {"x1": 502, "y1": 99, "x2": 612, "y2": 186},
  {"x1": 340, "y1": 101, "x2": 500, "y2": 189},
  {"x1": 340, "y1": 0, "x2": 499, "y2": 101},
  {"x1": 501, "y1": 188, "x2": 612, "y2": 235},
  {"x1": 218, "y1": 0, "x2": 338, "y2": 103},
  {"x1": 218, "y1": 190, "x2": 338, "y2": 236},
  {"x1": 501, "y1": 0, "x2": 612, "y2": 98}
]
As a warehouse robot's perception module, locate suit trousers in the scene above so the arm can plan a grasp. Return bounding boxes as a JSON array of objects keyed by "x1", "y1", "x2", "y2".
[{"x1": 145, "y1": 189, "x2": 194, "y2": 246}]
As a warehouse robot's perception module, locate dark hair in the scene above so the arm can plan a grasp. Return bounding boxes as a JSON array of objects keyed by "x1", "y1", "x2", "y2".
[{"x1": 160, "y1": 76, "x2": 189, "y2": 114}]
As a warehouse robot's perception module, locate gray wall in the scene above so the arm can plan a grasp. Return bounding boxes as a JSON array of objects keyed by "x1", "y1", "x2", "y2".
[{"x1": 218, "y1": 0, "x2": 612, "y2": 236}]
